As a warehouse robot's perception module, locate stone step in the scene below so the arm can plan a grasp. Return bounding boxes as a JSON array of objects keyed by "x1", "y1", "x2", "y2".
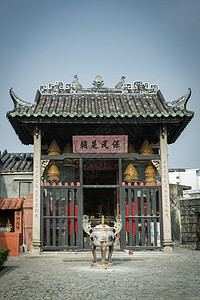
[{"x1": 25, "y1": 249, "x2": 177, "y2": 261}]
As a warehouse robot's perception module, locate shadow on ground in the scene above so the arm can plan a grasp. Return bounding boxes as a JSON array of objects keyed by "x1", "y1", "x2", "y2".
[{"x1": 0, "y1": 266, "x2": 16, "y2": 278}]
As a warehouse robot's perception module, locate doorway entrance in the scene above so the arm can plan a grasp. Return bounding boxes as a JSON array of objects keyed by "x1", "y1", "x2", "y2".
[
  {"x1": 84, "y1": 188, "x2": 116, "y2": 223},
  {"x1": 83, "y1": 161, "x2": 119, "y2": 228},
  {"x1": 82, "y1": 163, "x2": 119, "y2": 248}
]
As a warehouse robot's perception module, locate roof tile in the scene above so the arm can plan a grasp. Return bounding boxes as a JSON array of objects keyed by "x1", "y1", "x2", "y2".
[
  {"x1": 0, "y1": 198, "x2": 24, "y2": 210},
  {"x1": 0, "y1": 151, "x2": 33, "y2": 173},
  {"x1": 7, "y1": 84, "x2": 194, "y2": 144}
]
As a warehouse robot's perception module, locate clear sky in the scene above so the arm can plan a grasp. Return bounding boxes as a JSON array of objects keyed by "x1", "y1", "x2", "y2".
[{"x1": 0, "y1": 0, "x2": 199, "y2": 168}]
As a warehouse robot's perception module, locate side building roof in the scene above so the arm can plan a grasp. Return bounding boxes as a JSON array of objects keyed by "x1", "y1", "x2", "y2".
[{"x1": 0, "y1": 150, "x2": 33, "y2": 173}]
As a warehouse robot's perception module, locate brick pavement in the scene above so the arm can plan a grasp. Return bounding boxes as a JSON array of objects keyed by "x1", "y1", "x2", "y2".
[{"x1": 0, "y1": 246, "x2": 200, "y2": 300}]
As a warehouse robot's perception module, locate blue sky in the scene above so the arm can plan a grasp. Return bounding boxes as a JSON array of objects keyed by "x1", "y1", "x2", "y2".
[{"x1": 0, "y1": 0, "x2": 199, "y2": 168}]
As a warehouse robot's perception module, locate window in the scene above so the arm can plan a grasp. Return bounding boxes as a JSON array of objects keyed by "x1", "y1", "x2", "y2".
[{"x1": 19, "y1": 182, "x2": 32, "y2": 198}]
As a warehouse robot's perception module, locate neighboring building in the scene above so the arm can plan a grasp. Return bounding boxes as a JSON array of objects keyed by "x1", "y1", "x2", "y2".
[
  {"x1": 0, "y1": 150, "x2": 33, "y2": 198},
  {"x1": 169, "y1": 169, "x2": 200, "y2": 246},
  {"x1": 0, "y1": 150, "x2": 33, "y2": 255},
  {"x1": 169, "y1": 168, "x2": 200, "y2": 191},
  {"x1": 6, "y1": 76, "x2": 194, "y2": 254},
  {"x1": 170, "y1": 183, "x2": 200, "y2": 246}
]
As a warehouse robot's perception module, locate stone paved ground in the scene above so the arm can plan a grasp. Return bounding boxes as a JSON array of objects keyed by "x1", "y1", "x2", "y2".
[{"x1": 0, "y1": 246, "x2": 200, "y2": 300}]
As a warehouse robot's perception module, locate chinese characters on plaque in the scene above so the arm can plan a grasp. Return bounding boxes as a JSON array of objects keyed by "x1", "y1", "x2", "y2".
[
  {"x1": 15, "y1": 211, "x2": 21, "y2": 232},
  {"x1": 73, "y1": 136, "x2": 128, "y2": 153}
]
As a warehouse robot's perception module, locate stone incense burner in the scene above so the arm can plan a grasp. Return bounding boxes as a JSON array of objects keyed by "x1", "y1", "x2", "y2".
[{"x1": 82, "y1": 214, "x2": 122, "y2": 265}]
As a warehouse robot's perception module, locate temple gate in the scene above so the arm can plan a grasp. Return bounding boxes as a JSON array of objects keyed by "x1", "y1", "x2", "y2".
[{"x1": 6, "y1": 76, "x2": 194, "y2": 253}]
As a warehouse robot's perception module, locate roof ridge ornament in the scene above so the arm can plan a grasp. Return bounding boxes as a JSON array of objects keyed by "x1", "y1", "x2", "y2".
[
  {"x1": 39, "y1": 81, "x2": 76, "y2": 95},
  {"x1": 9, "y1": 88, "x2": 35, "y2": 108},
  {"x1": 122, "y1": 81, "x2": 159, "y2": 94},
  {"x1": 71, "y1": 75, "x2": 83, "y2": 90},
  {"x1": 167, "y1": 88, "x2": 191, "y2": 110},
  {"x1": 92, "y1": 75, "x2": 104, "y2": 88},
  {"x1": 115, "y1": 76, "x2": 126, "y2": 89},
  {"x1": 39, "y1": 78, "x2": 159, "y2": 95}
]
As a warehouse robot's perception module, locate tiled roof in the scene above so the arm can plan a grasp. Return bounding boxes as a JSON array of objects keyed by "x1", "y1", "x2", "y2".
[
  {"x1": 0, "y1": 198, "x2": 24, "y2": 210},
  {"x1": 6, "y1": 79, "x2": 194, "y2": 145},
  {"x1": 0, "y1": 150, "x2": 33, "y2": 173},
  {"x1": 8, "y1": 87, "x2": 193, "y2": 119}
]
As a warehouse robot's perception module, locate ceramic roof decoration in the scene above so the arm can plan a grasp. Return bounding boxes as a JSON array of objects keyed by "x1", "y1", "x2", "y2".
[
  {"x1": 92, "y1": 75, "x2": 104, "y2": 88},
  {"x1": 115, "y1": 76, "x2": 126, "y2": 89},
  {"x1": 72, "y1": 75, "x2": 83, "y2": 90},
  {"x1": 6, "y1": 76, "x2": 194, "y2": 145}
]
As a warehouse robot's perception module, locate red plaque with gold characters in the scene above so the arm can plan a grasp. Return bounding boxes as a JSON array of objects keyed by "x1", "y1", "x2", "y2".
[{"x1": 73, "y1": 135, "x2": 128, "y2": 153}]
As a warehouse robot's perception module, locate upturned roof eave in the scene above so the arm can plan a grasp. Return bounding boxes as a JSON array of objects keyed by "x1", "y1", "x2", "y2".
[
  {"x1": 7, "y1": 87, "x2": 194, "y2": 119},
  {"x1": 6, "y1": 85, "x2": 195, "y2": 145}
]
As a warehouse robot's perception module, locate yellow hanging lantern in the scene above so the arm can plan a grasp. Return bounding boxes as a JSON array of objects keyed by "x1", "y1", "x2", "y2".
[
  {"x1": 63, "y1": 142, "x2": 77, "y2": 167},
  {"x1": 47, "y1": 162, "x2": 60, "y2": 181},
  {"x1": 63, "y1": 143, "x2": 72, "y2": 153},
  {"x1": 140, "y1": 139, "x2": 154, "y2": 155},
  {"x1": 124, "y1": 163, "x2": 138, "y2": 182},
  {"x1": 128, "y1": 143, "x2": 136, "y2": 154},
  {"x1": 144, "y1": 163, "x2": 157, "y2": 185},
  {"x1": 47, "y1": 140, "x2": 61, "y2": 156},
  {"x1": 124, "y1": 143, "x2": 136, "y2": 161}
]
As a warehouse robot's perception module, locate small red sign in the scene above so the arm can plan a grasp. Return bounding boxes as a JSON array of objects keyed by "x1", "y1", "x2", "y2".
[{"x1": 73, "y1": 135, "x2": 128, "y2": 153}]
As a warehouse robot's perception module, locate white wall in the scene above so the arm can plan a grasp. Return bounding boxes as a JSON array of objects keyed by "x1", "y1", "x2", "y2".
[
  {"x1": 168, "y1": 169, "x2": 200, "y2": 190},
  {"x1": 0, "y1": 173, "x2": 33, "y2": 198}
]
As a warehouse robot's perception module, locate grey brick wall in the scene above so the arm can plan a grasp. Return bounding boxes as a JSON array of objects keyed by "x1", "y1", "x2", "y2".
[{"x1": 179, "y1": 197, "x2": 200, "y2": 244}]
